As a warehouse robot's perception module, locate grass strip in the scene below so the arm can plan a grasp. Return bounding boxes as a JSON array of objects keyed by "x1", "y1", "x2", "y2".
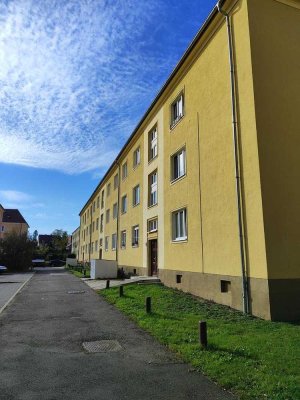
[{"x1": 100, "y1": 284, "x2": 299, "y2": 400}]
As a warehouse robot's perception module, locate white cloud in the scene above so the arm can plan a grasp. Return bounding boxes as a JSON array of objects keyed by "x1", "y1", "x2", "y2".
[
  {"x1": 0, "y1": 190, "x2": 32, "y2": 203},
  {"x1": 0, "y1": 0, "x2": 173, "y2": 174}
]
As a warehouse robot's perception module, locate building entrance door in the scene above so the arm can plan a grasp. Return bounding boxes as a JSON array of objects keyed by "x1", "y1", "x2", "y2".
[{"x1": 149, "y1": 239, "x2": 158, "y2": 276}]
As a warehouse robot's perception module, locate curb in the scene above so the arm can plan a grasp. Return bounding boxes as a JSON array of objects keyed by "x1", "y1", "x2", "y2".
[{"x1": 0, "y1": 273, "x2": 34, "y2": 316}]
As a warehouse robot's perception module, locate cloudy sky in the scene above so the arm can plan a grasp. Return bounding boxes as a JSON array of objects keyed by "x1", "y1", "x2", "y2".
[{"x1": 0, "y1": 0, "x2": 215, "y2": 235}]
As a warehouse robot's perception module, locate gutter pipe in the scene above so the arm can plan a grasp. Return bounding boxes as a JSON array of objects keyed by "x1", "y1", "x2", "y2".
[{"x1": 217, "y1": 0, "x2": 249, "y2": 314}]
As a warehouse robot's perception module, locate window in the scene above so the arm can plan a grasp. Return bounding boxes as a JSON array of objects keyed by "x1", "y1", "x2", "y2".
[
  {"x1": 106, "y1": 209, "x2": 110, "y2": 224},
  {"x1": 171, "y1": 148, "x2": 186, "y2": 181},
  {"x1": 121, "y1": 230, "x2": 126, "y2": 249},
  {"x1": 221, "y1": 280, "x2": 231, "y2": 293},
  {"x1": 91, "y1": 242, "x2": 94, "y2": 254},
  {"x1": 97, "y1": 196, "x2": 100, "y2": 208},
  {"x1": 114, "y1": 173, "x2": 119, "y2": 190},
  {"x1": 105, "y1": 236, "x2": 109, "y2": 251},
  {"x1": 113, "y1": 203, "x2": 118, "y2": 219},
  {"x1": 121, "y1": 195, "x2": 127, "y2": 214},
  {"x1": 132, "y1": 225, "x2": 139, "y2": 247},
  {"x1": 101, "y1": 190, "x2": 104, "y2": 208},
  {"x1": 87, "y1": 209, "x2": 89, "y2": 218},
  {"x1": 100, "y1": 214, "x2": 104, "y2": 232},
  {"x1": 93, "y1": 201, "x2": 95, "y2": 212},
  {"x1": 148, "y1": 126, "x2": 158, "y2": 161},
  {"x1": 171, "y1": 93, "x2": 184, "y2": 127},
  {"x1": 92, "y1": 221, "x2": 95, "y2": 232},
  {"x1": 96, "y1": 217, "x2": 99, "y2": 230},
  {"x1": 112, "y1": 233, "x2": 117, "y2": 250},
  {"x1": 133, "y1": 184, "x2": 140, "y2": 206},
  {"x1": 89, "y1": 224, "x2": 92, "y2": 234},
  {"x1": 148, "y1": 218, "x2": 158, "y2": 232},
  {"x1": 95, "y1": 240, "x2": 98, "y2": 252},
  {"x1": 133, "y1": 147, "x2": 141, "y2": 168},
  {"x1": 122, "y1": 162, "x2": 128, "y2": 180},
  {"x1": 100, "y1": 238, "x2": 103, "y2": 247},
  {"x1": 107, "y1": 183, "x2": 111, "y2": 197},
  {"x1": 172, "y1": 208, "x2": 187, "y2": 241},
  {"x1": 149, "y1": 171, "x2": 158, "y2": 207}
]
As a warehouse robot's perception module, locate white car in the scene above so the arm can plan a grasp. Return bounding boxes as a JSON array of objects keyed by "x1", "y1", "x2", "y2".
[{"x1": 0, "y1": 265, "x2": 8, "y2": 273}]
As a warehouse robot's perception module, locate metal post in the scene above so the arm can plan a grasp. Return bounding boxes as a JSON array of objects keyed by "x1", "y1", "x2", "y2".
[
  {"x1": 119, "y1": 286, "x2": 124, "y2": 297},
  {"x1": 199, "y1": 321, "x2": 207, "y2": 348},
  {"x1": 106, "y1": 280, "x2": 110, "y2": 289},
  {"x1": 146, "y1": 297, "x2": 151, "y2": 313}
]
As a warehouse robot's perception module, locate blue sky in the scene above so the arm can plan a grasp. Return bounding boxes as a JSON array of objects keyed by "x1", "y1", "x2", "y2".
[{"x1": 0, "y1": 0, "x2": 216, "y2": 235}]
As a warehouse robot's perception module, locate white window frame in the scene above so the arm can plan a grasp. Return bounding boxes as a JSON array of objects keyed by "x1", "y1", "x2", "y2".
[
  {"x1": 133, "y1": 147, "x2": 141, "y2": 168},
  {"x1": 170, "y1": 93, "x2": 184, "y2": 127},
  {"x1": 133, "y1": 184, "x2": 140, "y2": 206},
  {"x1": 107, "y1": 183, "x2": 111, "y2": 197},
  {"x1": 172, "y1": 208, "x2": 187, "y2": 241},
  {"x1": 122, "y1": 162, "x2": 128, "y2": 180},
  {"x1": 171, "y1": 147, "x2": 186, "y2": 182},
  {"x1": 114, "y1": 173, "x2": 119, "y2": 190},
  {"x1": 95, "y1": 240, "x2": 98, "y2": 253},
  {"x1": 149, "y1": 171, "x2": 158, "y2": 207},
  {"x1": 97, "y1": 196, "x2": 100, "y2": 208},
  {"x1": 100, "y1": 214, "x2": 104, "y2": 232},
  {"x1": 132, "y1": 225, "x2": 139, "y2": 247},
  {"x1": 121, "y1": 195, "x2": 127, "y2": 214},
  {"x1": 149, "y1": 126, "x2": 158, "y2": 161},
  {"x1": 113, "y1": 203, "x2": 118, "y2": 219},
  {"x1": 96, "y1": 217, "x2": 99, "y2": 230},
  {"x1": 148, "y1": 218, "x2": 158, "y2": 233},
  {"x1": 106, "y1": 209, "x2": 110, "y2": 224},
  {"x1": 121, "y1": 230, "x2": 126, "y2": 249},
  {"x1": 112, "y1": 233, "x2": 117, "y2": 250},
  {"x1": 105, "y1": 236, "x2": 109, "y2": 251}
]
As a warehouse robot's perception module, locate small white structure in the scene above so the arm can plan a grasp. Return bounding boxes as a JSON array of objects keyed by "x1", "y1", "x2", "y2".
[
  {"x1": 90, "y1": 259, "x2": 118, "y2": 279},
  {"x1": 66, "y1": 258, "x2": 77, "y2": 267}
]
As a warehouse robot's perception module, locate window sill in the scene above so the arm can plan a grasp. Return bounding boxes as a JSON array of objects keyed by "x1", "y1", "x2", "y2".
[
  {"x1": 132, "y1": 244, "x2": 139, "y2": 248},
  {"x1": 170, "y1": 114, "x2": 184, "y2": 131},
  {"x1": 132, "y1": 202, "x2": 140, "y2": 208},
  {"x1": 133, "y1": 163, "x2": 141, "y2": 171},
  {"x1": 148, "y1": 203, "x2": 158, "y2": 209},
  {"x1": 172, "y1": 238, "x2": 188, "y2": 243},
  {"x1": 148, "y1": 155, "x2": 158, "y2": 165},
  {"x1": 170, "y1": 174, "x2": 186, "y2": 185}
]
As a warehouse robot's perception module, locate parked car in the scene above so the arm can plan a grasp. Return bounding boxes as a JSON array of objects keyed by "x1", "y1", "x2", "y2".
[
  {"x1": 0, "y1": 265, "x2": 8, "y2": 273},
  {"x1": 50, "y1": 259, "x2": 65, "y2": 267}
]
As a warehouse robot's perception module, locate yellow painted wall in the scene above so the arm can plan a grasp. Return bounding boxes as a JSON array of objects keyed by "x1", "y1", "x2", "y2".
[{"x1": 248, "y1": 0, "x2": 300, "y2": 279}]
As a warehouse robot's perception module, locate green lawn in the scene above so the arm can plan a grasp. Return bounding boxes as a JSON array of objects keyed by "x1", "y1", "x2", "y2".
[
  {"x1": 66, "y1": 266, "x2": 90, "y2": 278},
  {"x1": 100, "y1": 284, "x2": 300, "y2": 400}
]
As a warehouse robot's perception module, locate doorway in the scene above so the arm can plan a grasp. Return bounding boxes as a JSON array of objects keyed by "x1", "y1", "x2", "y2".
[{"x1": 149, "y1": 239, "x2": 158, "y2": 276}]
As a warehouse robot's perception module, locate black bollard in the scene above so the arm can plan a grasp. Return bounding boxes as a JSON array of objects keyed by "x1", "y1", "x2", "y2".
[
  {"x1": 119, "y1": 286, "x2": 124, "y2": 297},
  {"x1": 106, "y1": 280, "x2": 110, "y2": 289},
  {"x1": 146, "y1": 297, "x2": 151, "y2": 313},
  {"x1": 199, "y1": 321, "x2": 207, "y2": 348}
]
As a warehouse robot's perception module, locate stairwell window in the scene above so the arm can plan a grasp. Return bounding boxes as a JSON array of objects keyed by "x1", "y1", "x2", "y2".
[
  {"x1": 112, "y1": 233, "x2": 117, "y2": 250},
  {"x1": 100, "y1": 214, "x2": 104, "y2": 232},
  {"x1": 133, "y1": 184, "x2": 140, "y2": 207},
  {"x1": 148, "y1": 170, "x2": 158, "y2": 207},
  {"x1": 106, "y1": 209, "x2": 110, "y2": 224},
  {"x1": 148, "y1": 218, "x2": 158, "y2": 233},
  {"x1": 132, "y1": 225, "x2": 139, "y2": 247},
  {"x1": 121, "y1": 230, "x2": 126, "y2": 249},
  {"x1": 113, "y1": 203, "x2": 118, "y2": 219},
  {"x1": 101, "y1": 190, "x2": 104, "y2": 208},
  {"x1": 172, "y1": 208, "x2": 187, "y2": 241},
  {"x1": 148, "y1": 126, "x2": 158, "y2": 161},
  {"x1": 114, "y1": 173, "x2": 119, "y2": 190},
  {"x1": 107, "y1": 183, "x2": 111, "y2": 197},
  {"x1": 171, "y1": 147, "x2": 186, "y2": 182},
  {"x1": 121, "y1": 195, "x2": 127, "y2": 214},
  {"x1": 105, "y1": 236, "x2": 109, "y2": 251},
  {"x1": 170, "y1": 92, "x2": 184, "y2": 128},
  {"x1": 133, "y1": 147, "x2": 141, "y2": 168},
  {"x1": 122, "y1": 162, "x2": 128, "y2": 180}
]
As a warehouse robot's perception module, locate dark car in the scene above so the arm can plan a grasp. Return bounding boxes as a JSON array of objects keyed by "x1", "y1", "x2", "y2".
[{"x1": 50, "y1": 259, "x2": 65, "y2": 267}]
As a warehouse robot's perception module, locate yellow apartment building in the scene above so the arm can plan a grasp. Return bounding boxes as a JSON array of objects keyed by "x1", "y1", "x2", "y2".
[
  {"x1": 71, "y1": 227, "x2": 80, "y2": 259},
  {"x1": 78, "y1": 0, "x2": 300, "y2": 321},
  {"x1": 0, "y1": 204, "x2": 29, "y2": 239}
]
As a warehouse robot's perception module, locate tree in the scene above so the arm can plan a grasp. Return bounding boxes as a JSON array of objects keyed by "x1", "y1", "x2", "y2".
[
  {"x1": 0, "y1": 232, "x2": 35, "y2": 272},
  {"x1": 50, "y1": 229, "x2": 68, "y2": 260},
  {"x1": 32, "y1": 230, "x2": 38, "y2": 242}
]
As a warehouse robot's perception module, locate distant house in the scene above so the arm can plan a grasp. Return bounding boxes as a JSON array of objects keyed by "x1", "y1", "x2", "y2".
[
  {"x1": 71, "y1": 227, "x2": 80, "y2": 259},
  {"x1": 0, "y1": 204, "x2": 29, "y2": 239},
  {"x1": 38, "y1": 234, "x2": 54, "y2": 247}
]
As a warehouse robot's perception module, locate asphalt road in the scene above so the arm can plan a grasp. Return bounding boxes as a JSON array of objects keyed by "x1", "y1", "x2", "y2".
[
  {"x1": 0, "y1": 269, "x2": 234, "y2": 400},
  {"x1": 0, "y1": 273, "x2": 33, "y2": 312}
]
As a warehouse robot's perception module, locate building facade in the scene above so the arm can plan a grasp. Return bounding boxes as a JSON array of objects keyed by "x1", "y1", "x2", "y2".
[
  {"x1": 71, "y1": 227, "x2": 80, "y2": 259},
  {"x1": 0, "y1": 204, "x2": 29, "y2": 239},
  {"x1": 78, "y1": 0, "x2": 300, "y2": 321}
]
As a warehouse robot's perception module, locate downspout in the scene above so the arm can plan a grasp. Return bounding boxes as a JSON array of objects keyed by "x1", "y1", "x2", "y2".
[
  {"x1": 115, "y1": 161, "x2": 121, "y2": 266},
  {"x1": 89, "y1": 206, "x2": 92, "y2": 263},
  {"x1": 217, "y1": 0, "x2": 249, "y2": 314}
]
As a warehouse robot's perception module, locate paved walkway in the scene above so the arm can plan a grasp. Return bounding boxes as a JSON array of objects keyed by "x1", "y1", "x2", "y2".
[
  {"x1": 83, "y1": 275, "x2": 160, "y2": 291},
  {"x1": 0, "y1": 269, "x2": 234, "y2": 400},
  {"x1": 0, "y1": 272, "x2": 33, "y2": 313}
]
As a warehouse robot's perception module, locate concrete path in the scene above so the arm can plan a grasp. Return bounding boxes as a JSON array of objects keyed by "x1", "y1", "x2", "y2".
[
  {"x1": 83, "y1": 275, "x2": 160, "y2": 291},
  {"x1": 0, "y1": 272, "x2": 33, "y2": 314},
  {"x1": 0, "y1": 269, "x2": 234, "y2": 400}
]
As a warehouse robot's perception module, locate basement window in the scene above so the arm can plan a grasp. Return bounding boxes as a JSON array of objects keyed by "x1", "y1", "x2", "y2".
[
  {"x1": 220, "y1": 280, "x2": 231, "y2": 293},
  {"x1": 176, "y1": 274, "x2": 182, "y2": 284}
]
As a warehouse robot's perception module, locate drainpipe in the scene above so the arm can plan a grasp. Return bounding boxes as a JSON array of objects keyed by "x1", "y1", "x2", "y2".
[
  {"x1": 115, "y1": 161, "x2": 121, "y2": 266},
  {"x1": 217, "y1": 0, "x2": 249, "y2": 314}
]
